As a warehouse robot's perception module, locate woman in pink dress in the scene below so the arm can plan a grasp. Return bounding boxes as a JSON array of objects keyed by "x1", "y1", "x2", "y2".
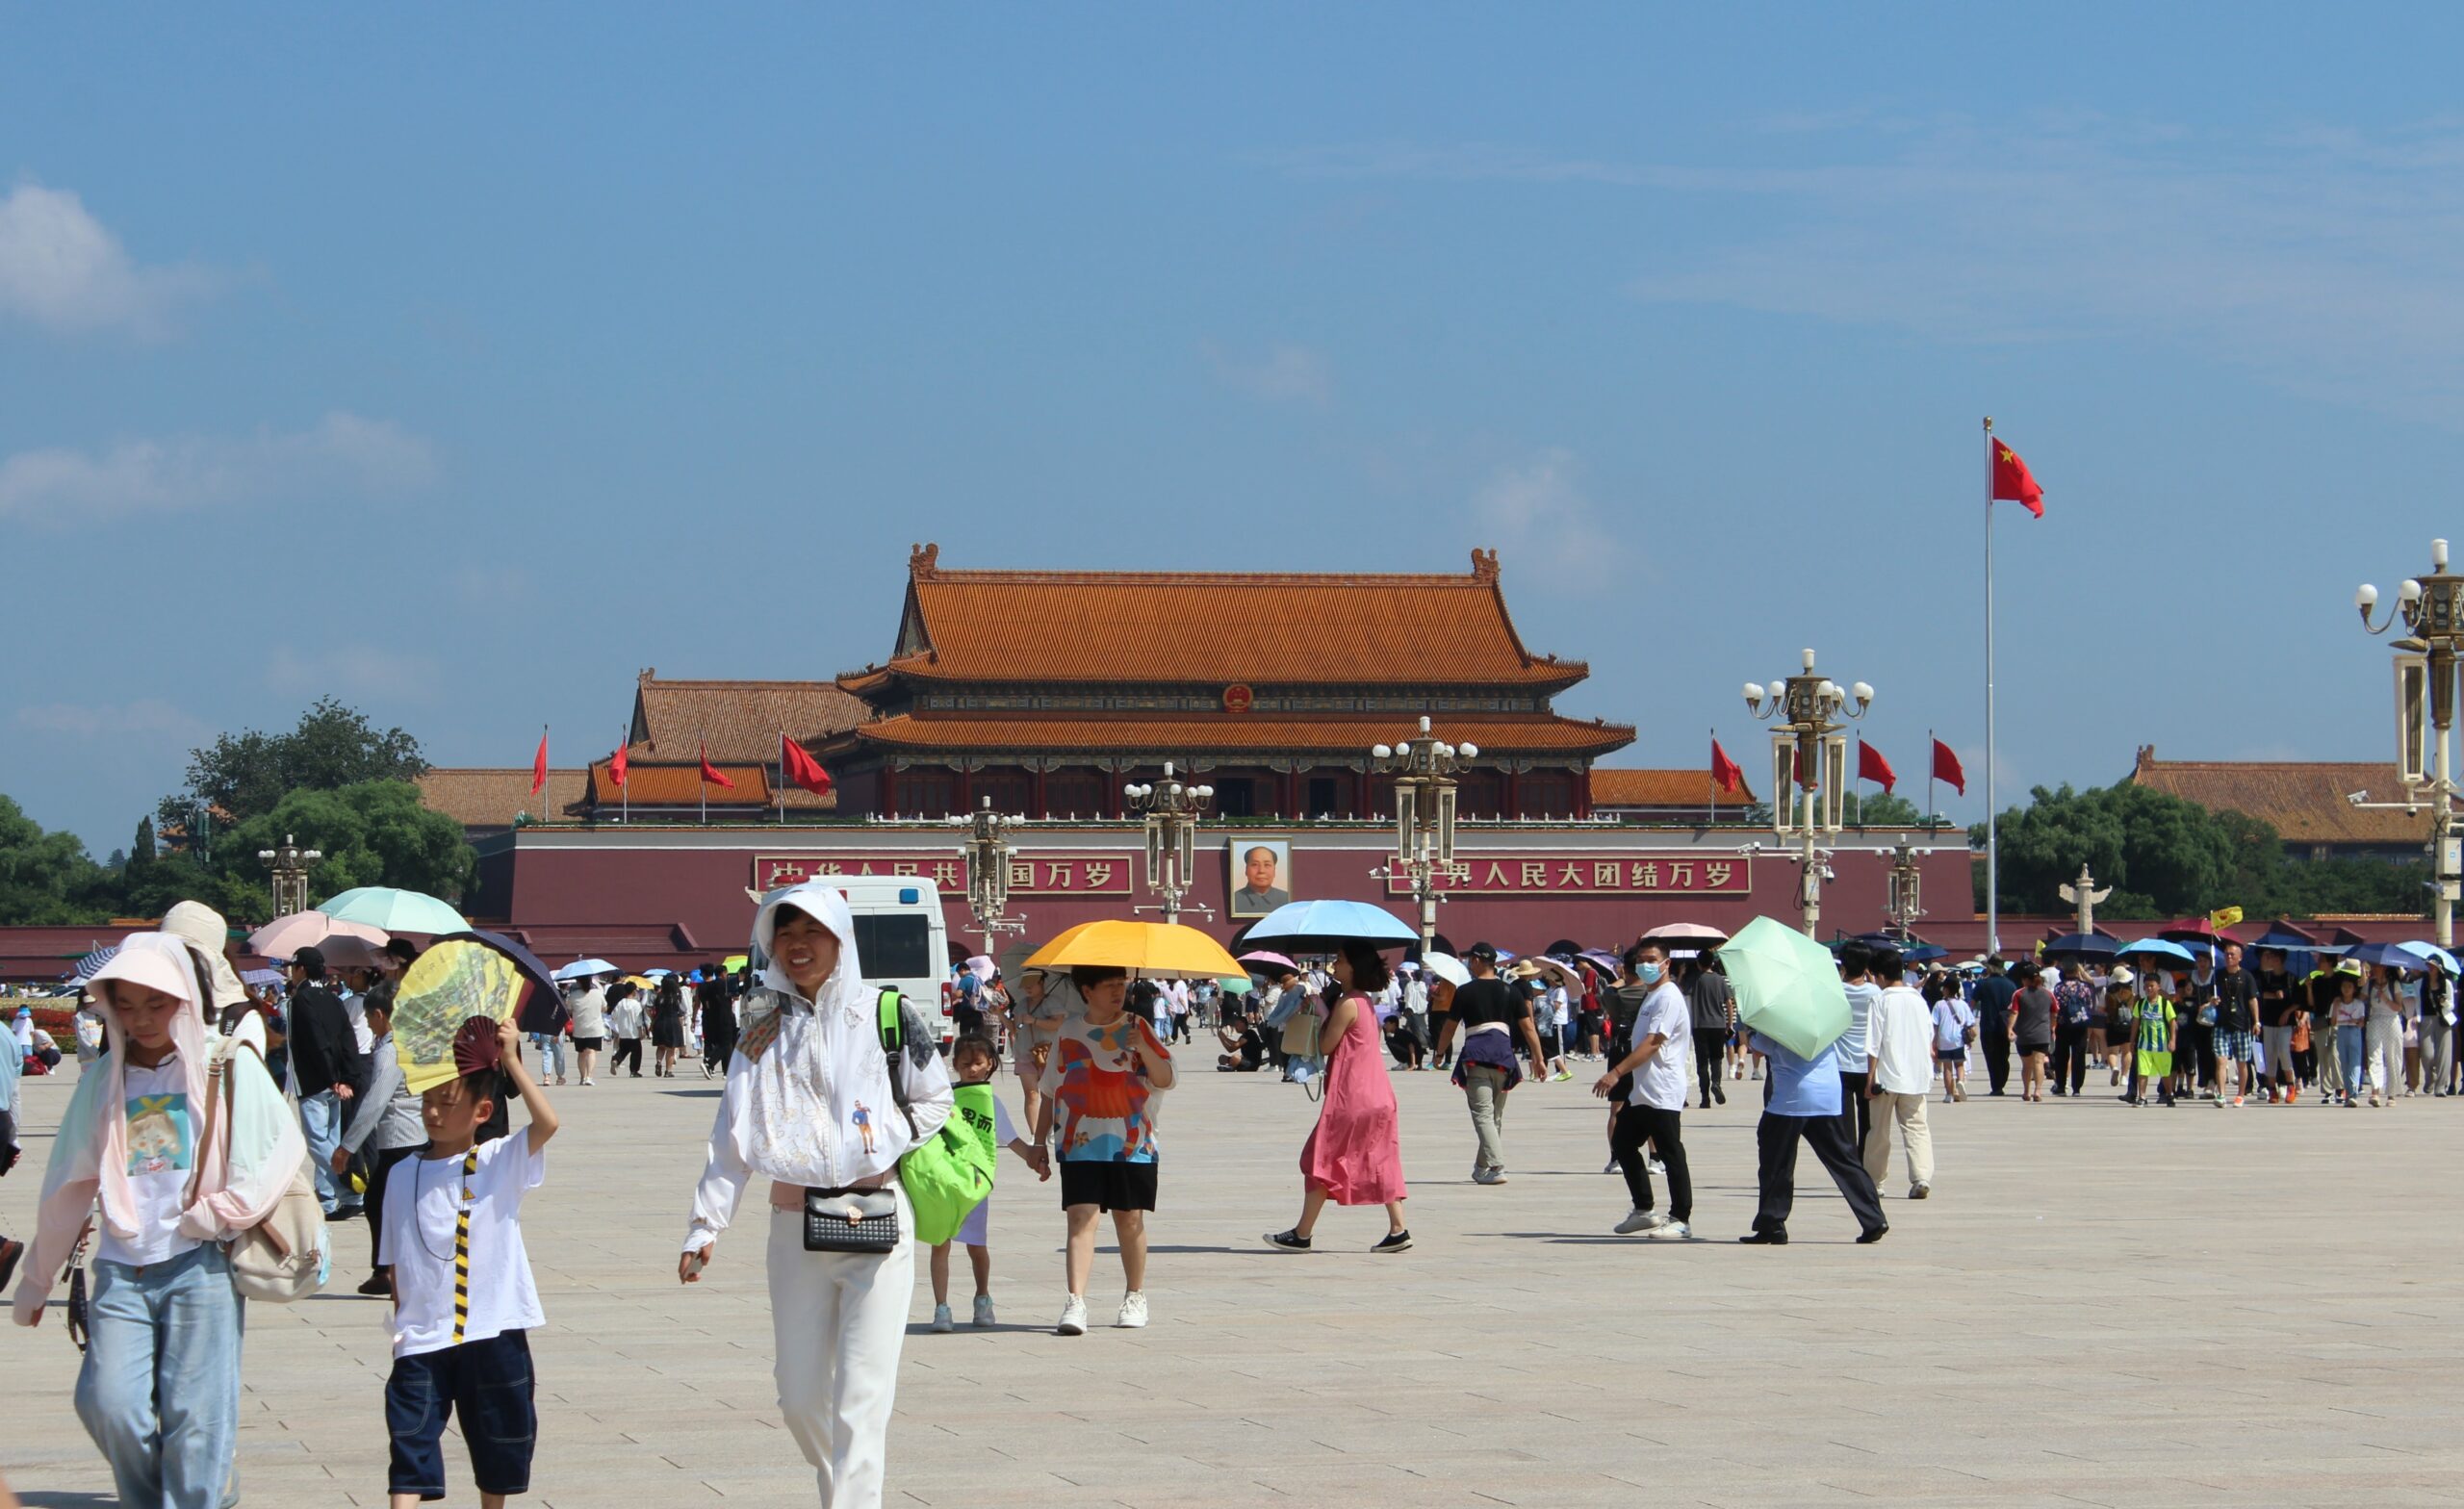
[{"x1": 1266, "y1": 944, "x2": 1409, "y2": 1253}]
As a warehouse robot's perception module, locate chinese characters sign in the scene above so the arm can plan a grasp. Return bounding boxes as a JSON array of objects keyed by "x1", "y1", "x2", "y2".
[
  {"x1": 754, "y1": 853, "x2": 1135, "y2": 896},
  {"x1": 1384, "y1": 855, "x2": 1749, "y2": 896}
]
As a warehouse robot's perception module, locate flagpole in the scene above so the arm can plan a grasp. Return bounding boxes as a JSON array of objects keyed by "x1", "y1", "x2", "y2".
[
  {"x1": 700, "y1": 727, "x2": 708, "y2": 827},
  {"x1": 1927, "y1": 726, "x2": 1936, "y2": 831},
  {"x1": 1708, "y1": 727, "x2": 1715, "y2": 827},
  {"x1": 1984, "y1": 416, "x2": 2000, "y2": 959},
  {"x1": 619, "y1": 725, "x2": 629, "y2": 825},
  {"x1": 777, "y1": 729, "x2": 786, "y2": 826}
]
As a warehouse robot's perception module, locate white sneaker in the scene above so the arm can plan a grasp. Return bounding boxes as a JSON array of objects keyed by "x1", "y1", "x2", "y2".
[
  {"x1": 1909, "y1": 1182, "x2": 1931, "y2": 1200},
  {"x1": 1116, "y1": 1292, "x2": 1148, "y2": 1328},
  {"x1": 1645, "y1": 1219, "x2": 1691, "y2": 1240},
  {"x1": 581, "y1": 1077, "x2": 596, "y2": 1086},
  {"x1": 1614, "y1": 1209, "x2": 1667, "y2": 1235},
  {"x1": 1646, "y1": 1160, "x2": 1666, "y2": 1175},
  {"x1": 931, "y1": 1303, "x2": 954, "y2": 1333},
  {"x1": 1057, "y1": 1295, "x2": 1088, "y2": 1336},
  {"x1": 972, "y1": 1292, "x2": 996, "y2": 1327}
]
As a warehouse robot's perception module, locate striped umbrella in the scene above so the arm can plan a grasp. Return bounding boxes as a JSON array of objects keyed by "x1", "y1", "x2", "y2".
[{"x1": 69, "y1": 942, "x2": 123, "y2": 983}]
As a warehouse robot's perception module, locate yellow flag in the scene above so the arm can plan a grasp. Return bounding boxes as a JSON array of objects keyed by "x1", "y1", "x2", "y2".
[{"x1": 2208, "y1": 906, "x2": 2244, "y2": 929}]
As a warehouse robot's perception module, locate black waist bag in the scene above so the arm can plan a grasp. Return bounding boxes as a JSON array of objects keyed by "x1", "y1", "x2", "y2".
[{"x1": 802, "y1": 1188, "x2": 900, "y2": 1255}]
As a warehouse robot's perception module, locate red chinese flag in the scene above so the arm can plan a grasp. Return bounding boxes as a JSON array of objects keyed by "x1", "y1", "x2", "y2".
[
  {"x1": 1710, "y1": 738, "x2": 1744, "y2": 796},
  {"x1": 1991, "y1": 437, "x2": 2044, "y2": 518},
  {"x1": 609, "y1": 743, "x2": 629, "y2": 788},
  {"x1": 1858, "y1": 741, "x2": 1898, "y2": 795},
  {"x1": 530, "y1": 730, "x2": 549, "y2": 795},
  {"x1": 781, "y1": 734, "x2": 834, "y2": 796},
  {"x1": 698, "y1": 742, "x2": 737, "y2": 790},
  {"x1": 1932, "y1": 738, "x2": 1967, "y2": 796}
]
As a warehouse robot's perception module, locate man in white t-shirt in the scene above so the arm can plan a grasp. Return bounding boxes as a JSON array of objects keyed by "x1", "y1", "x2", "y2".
[
  {"x1": 1862, "y1": 945, "x2": 1938, "y2": 1198},
  {"x1": 1591, "y1": 941, "x2": 1693, "y2": 1238}
]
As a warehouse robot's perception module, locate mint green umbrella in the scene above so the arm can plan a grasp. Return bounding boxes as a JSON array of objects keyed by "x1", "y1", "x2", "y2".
[{"x1": 1717, "y1": 916, "x2": 1850, "y2": 1060}]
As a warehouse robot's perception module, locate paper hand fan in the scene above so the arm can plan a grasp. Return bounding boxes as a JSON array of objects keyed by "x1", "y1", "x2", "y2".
[{"x1": 394, "y1": 937, "x2": 538, "y2": 1094}]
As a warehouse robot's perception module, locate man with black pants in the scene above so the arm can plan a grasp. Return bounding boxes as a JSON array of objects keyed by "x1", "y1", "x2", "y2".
[
  {"x1": 1972, "y1": 958, "x2": 2016, "y2": 1096},
  {"x1": 1741, "y1": 1025, "x2": 1886, "y2": 1245},
  {"x1": 286, "y1": 946, "x2": 369, "y2": 1219},
  {"x1": 1594, "y1": 941, "x2": 1692, "y2": 1238},
  {"x1": 1683, "y1": 958, "x2": 1732, "y2": 1108},
  {"x1": 1835, "y1": 941, "x2": 1880, "y2": 1158}
]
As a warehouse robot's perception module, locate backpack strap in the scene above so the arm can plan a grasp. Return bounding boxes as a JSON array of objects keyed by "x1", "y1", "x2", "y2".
[{"x1": 878, "y1": 987, "x2": 918, "y2": 1138}]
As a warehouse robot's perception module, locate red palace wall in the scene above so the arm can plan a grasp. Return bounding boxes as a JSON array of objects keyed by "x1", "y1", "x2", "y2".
[{"x1": 478, "y1": 823, "x2": 1973, "y2": 969}]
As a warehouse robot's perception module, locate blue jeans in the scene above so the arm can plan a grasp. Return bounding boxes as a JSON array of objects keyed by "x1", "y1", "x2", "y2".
[
  {"x1": 75, "y1": 1244, "x2": 244, "y2": 1509},
  {"x1": 300, "y1": 1090, "x2": 348, "y2": 1213},
  {"x1": 2337, "y1": 1024, "x2": 2368, "y2": 1096},
  {"x1": 529, "y1": 1033, "x2": 564, "y2": 1080}
]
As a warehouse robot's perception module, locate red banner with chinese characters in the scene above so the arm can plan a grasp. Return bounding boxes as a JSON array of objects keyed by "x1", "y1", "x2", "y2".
[
  {"x1": 1384, "y1": 854, "x2": 1750, "y2": 896},
  {"x1": 754, "y1": 853, "x2": 1136, "y2": 896}
]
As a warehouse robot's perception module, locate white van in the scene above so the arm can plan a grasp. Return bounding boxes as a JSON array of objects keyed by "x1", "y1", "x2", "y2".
[{"x1": 749, "y1": 876, "x2": 954, "y2": 1044}]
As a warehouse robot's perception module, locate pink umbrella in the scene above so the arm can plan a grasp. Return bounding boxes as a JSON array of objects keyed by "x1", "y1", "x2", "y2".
[
  {"x1": 246, "y1": 910, "x2": 387, "y2": 959},
  {"x1": 1237, "y1": 950, "x2": 1298, "y2": 972}
]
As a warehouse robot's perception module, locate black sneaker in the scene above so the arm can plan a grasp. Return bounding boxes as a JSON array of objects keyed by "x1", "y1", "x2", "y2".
[
  {"x1": 1263, "y1": 1228, "x2": 1312, "y2": 1252},
  {"x1": 1737, "y1": 1230, "x2": 1788, "y2": 1245},
  {"x1": 1371, "y1": 1230, "x2": 1412, "y2": 1254},
  {"x1": 1856, "y1": 1225, "x2": 1890, "y2": 1244},
  {"x1": 0, "y1": 1237, "x2": 20, "y2": 1294}
]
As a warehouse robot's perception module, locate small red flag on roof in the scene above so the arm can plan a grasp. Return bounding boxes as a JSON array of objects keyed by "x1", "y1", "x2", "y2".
[
  {"x1": 1711, "y1": 738, "x2": 1744, "y2": 796},
  {"x1": 530, "y1": 729, "x2": 549, "y2": 795},
  {"x1": 1931, "y1": 738, "x2": 1967, "y2": 797},
  {"x1": 609, "y1": 742, "x2": 629, "y2": 788},
  {"x1": 1857, "y1": 741, "x2": 1898, "y2": 796},
  {"x1": 782, "y1": 734, "x2": 833, "y2": 796},
  {"x1": 699, "y1": 742, "x2": 736, "y2": 790}
]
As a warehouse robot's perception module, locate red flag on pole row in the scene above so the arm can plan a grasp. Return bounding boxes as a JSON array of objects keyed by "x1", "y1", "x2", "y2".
[
  {"x1": 1711, "y1": 738, "x2": 1744, "y2": 796},
  {"x1": 699, "y1": 742, "x2": 736, "y2": 790},
  {"x1": 530, "y1": 729, "x2": 549, "y2": 795},
  {"x1": 609, "y1": 742, "x2": 629, "y2": 788},
  {"x1": 1990, "y1": 437, "x2": 2044, "y2": 518},
  {"x1": 1858, "y1": 741, "x2": 1898, "y2": 795},
  {"x1": 782, "y1": 734, "x2": 834, "y2": 796},
  {"x1": 1932, "y1": 738, "x2": 1967, "y2": 796}
]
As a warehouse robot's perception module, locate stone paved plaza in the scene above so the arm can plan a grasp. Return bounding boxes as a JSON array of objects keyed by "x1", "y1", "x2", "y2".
[{"x1": 7, "y1": 1051, "x2": 2463, "y2": 1508}]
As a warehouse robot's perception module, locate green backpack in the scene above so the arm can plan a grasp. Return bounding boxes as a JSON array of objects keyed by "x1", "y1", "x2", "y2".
[{"x1": 879, "y1": 988, "x2": 997, "y2": 1245}]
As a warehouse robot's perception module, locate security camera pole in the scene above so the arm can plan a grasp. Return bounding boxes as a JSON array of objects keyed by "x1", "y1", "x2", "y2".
[
  {"x1": 1743, "y1": 650, "x2": 1873, "y2": 937},
  {"x1": 1371, "y1": 716, "x2": 1477, "y2": 955},
  {"x1": 2354, "y1": 537, "x2": 2464, "y2": 948},
  {"x1": 1124, "y1": 762, "x2": 1213, "y2": 926}
]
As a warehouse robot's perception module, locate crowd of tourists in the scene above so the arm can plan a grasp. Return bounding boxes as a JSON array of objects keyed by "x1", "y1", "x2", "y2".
[{"x1": 10, "y1": 884, "x2": 2461, "y2": 1509}]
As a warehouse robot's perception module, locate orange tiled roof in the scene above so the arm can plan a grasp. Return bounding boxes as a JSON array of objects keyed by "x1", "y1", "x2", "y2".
[
  {"x1": 629, "y1": 671, "x2": 871, "y2": 763},
  {"x1": 416, "y1": 768, "x2": 590, "y2": 828},
  {"x1": 584, "y1": 762, "x2": 793, "y2": 807},
  {"x1": 2126, "y1": 747, "x2": 2418, "y2": 846},
  {"x1": 838, "y1": 545, "x2": 1584, "y2": 692},
  {"x1": 822, "y1": 711, "x2": 1633, "y2": 759},
  {"x1": 1589, "y1": 767, "x2": 1758, "y2": 807}
]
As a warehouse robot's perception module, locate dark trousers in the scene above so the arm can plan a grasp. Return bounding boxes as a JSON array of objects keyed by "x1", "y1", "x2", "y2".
[
  {"x1": 362, "y1": 1144, "x2": 419, "y2": 1269},
  {"x1": 612, "y1": 1037, "x2": 644, "y2": 1076},
  {"x1": 2179, "y1": 1024, "x2": 2216, "y2": 1089},
  {"x1": 386, "y1": 1328, "x2": 537, "y2": 1499},
  {"x1": 1611, "y1": 1102, "x2": 1689, "y2": 1221},
  {"x1": 1753, "y1": 1113, "x2": 1886, "y2": 1237},
  {"x1": 1694, "y1": 1034, "x2": 1727, "y2": 1106},
  {"x1": 1981, "y1": 1026, "x2": 2012, "y2": 1094},
  {"x1": 2051, "y1": 1023, "x2": 2090, "y2": 1094},
  {"x1": 1835, "y1": 1071, "x2": 1872, "y2": 1152}
]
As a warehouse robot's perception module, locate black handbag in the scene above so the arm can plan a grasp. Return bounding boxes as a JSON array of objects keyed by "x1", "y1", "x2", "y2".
[{"x1": 802, "y1": 1187, "x2": 900, "y2": 1255}]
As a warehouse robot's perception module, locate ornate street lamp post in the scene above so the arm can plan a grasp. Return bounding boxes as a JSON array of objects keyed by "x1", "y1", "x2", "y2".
[
  {"x1": 1370, "y1": 716, "x2": 1477, "y2": 955},
  {"x1": 2354, "y1": 538, "x2": 2464, "y2": 947},
  {"x1": 1743, "y1": 649, "x2": 1874, "y2": 937},
  {"x1": 945, "y1": 796, "x2": 1027, "y2": 958},
  {"x1": 1885, "y1": 836, "x2": 1926, "y2": 941},
  {"x1": 257, "y1": 832, "x2": 322, "y2": 919},
  {"x1": 1124, "y1": 763, "x2": 1213, "y2": 925}
]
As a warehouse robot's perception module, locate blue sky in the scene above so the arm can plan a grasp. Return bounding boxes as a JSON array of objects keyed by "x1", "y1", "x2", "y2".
[{"x1": 8, "y1": 6, "x2": 2463, "y2": 853}]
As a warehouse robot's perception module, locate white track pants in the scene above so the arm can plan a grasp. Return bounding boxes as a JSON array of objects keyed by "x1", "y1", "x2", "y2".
[{"x1": 765, "y1": 1193, "x2": 913, "y2": 1506}]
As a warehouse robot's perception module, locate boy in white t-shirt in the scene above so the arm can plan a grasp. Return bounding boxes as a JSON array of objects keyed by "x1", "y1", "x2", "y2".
[
  {"x1": 929, "y1": 1034, "x2": 1049, "y2": 1332},
  {"x1": 381, "y1": 1015, "x2": 560, "y2": 1508}
]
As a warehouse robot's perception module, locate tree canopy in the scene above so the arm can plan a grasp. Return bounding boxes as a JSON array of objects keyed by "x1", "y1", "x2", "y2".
[
  {"x1": 0, "y1": 796, "x2": 122, "y2": 924},
  {"x1": 163, "y1": 697, "x2": 427, "y2": 829},
  {"x1": 1975, "y1": 781, "x2": 2426, "y2": 922}
]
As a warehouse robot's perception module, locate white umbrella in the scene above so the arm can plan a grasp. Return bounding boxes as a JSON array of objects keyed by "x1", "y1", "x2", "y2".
[{"x1": 554, "y1": 958, "x2": 619, "y2": 982}]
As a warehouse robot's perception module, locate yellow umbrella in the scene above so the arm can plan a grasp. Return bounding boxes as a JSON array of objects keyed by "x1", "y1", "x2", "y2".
[{"x1": 1024, "y1": 920, "x2": 1245, "y2": 980}]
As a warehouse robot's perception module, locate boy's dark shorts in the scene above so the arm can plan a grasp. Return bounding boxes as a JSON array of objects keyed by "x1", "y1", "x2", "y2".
[{"x1": 386, "y1": 1328, "x2": 537, "y2": 1500}]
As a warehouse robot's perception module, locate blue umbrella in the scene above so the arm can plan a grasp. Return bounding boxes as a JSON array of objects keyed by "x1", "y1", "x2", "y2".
[
  {"x1": 2116, "y1": 938, "x2": 2196, "y2": 964},
  {"x1": 2345, "y1": 941, "x2": 2426, "y2": 971},
  {"x1": 2041, "y1": 933, "x2": 2119, "y2": 959},
  {"x1": 2399, "y1": 941, "x2": 2461, "y2": 975},
  {"x1": 1242, "y1": 899, "x2": 1419, "y2": 953},
  {"x1": 553, "y1": 958, "x2": 619, "y2": 981},
  {"x1": 1902, "y1": 945, "x2": 1948, "y2": 963}
]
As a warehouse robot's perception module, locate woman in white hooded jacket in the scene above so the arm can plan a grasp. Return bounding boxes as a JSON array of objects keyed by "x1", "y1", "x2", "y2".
[
  {"x1": 13, "y1": 928, "x2": 307, "y2": 1508},
  {"x1": 677, "y1": 881, "x2": 953, "y2": 1507}
]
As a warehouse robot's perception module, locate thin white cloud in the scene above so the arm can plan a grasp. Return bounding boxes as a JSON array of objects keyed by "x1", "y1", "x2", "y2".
[
  {"x1": 1263, "y1": 118, "x2": 2464, "y2": 423},
  {"x1": 1471, "y1": 448, "x2": 1623, "y2": 590},
  {"x1": 14, "y1": 699, "x2": 212, "y2": 742},
  {"x1": 0, "y1": 182, "x2": 219, "y2": 335},
  {"x1": 0, "y1": 412, "x2": 437, "y2": 525},
  {"x1": 266, "y1": 645, "x2": 444, "y2": 703},
  {"x1": 1201, "y1": 341, "x2": 1333, "y2": 407}
]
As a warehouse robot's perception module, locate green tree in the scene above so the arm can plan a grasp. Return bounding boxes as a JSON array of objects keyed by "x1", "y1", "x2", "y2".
[
  {"x1": 0, "y1": 794, "x2": 120, "y2": 924},
  {"x1": 132, "y1": 815, "x2": 157, "y2": 864},
  {"x1": 164, "y1": 698, "x2": 427, "y2": 828},
  {"x1": 1847, "y1": 791, "x2": 1954, "y2": 829},
  {"x1": 221, "y1": 780, "x2": 475, "y2": 917}
]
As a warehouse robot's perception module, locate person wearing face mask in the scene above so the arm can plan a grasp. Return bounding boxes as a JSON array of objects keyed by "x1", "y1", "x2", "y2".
[
  {"x1": 1590, "y1": 941, "x2": 1693, "y2": 1239},
  {"x1": 677, "y1": 882, "x2": 955, "y2": 1508}
]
